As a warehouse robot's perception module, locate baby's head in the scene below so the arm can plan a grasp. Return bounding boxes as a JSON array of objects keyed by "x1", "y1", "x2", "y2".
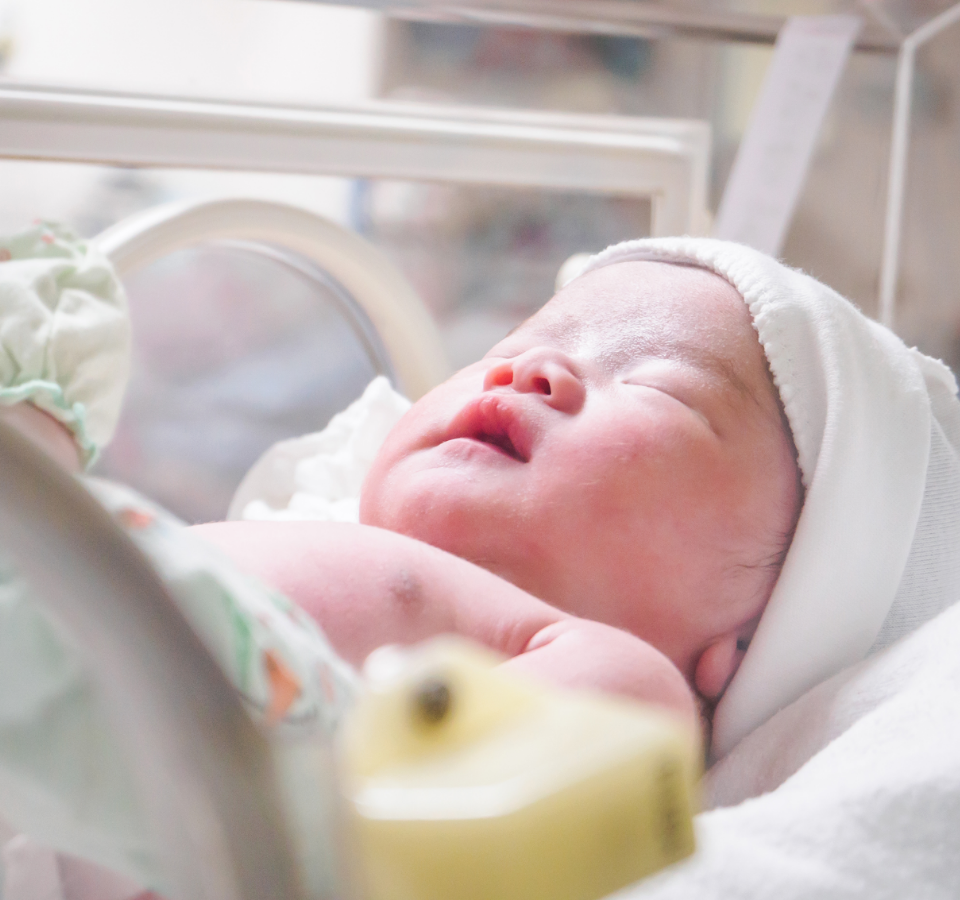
[
  {"x1": 366, "y1": 234, "x2": 958, "y2": 757},
  {"x1": 361, "y1": 259, "x2": 802, "y2": 705}
]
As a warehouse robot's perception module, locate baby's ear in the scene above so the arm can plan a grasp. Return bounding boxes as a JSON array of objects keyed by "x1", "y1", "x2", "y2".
[{"x1": 693, "y1": 635, "x2": 743, "y2": 701}]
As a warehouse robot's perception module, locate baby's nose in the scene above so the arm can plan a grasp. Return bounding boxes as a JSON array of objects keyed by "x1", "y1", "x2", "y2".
[{"x1": 483, "y1": 349, "x2": 586, "y2": 414}]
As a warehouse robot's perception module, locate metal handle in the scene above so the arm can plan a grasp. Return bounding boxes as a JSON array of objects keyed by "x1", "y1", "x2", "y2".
[{"x1": 0, "y1": 418, "x2": 304, "y2": 900}]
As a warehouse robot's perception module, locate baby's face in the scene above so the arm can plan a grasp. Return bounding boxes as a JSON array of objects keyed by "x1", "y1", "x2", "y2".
[{"x1": 361, "y1": 261, "x2": 801, "y2": 698}]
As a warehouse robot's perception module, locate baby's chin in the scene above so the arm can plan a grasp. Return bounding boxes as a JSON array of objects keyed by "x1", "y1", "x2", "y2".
[
  {"x1": 360, "y1": 445, "x2": 487, "y2": 538},
  {"x1": 358, "y1": 442, "x2": 405, "y2": 528},
  {"x1": 357, "y1": 484, "x2": 398, "y2": 533}
]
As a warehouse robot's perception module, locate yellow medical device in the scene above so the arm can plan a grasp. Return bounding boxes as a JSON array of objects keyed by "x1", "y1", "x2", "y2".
[{"x1": 338, "y1": 638, "x2": 698, "y2": 900}]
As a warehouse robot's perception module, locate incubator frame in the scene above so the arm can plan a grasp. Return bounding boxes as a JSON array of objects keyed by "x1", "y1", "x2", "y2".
[
  {"x1": 0, "y1": 83, "x2": 711, "y2": 239},
  {"x1": 273, "y1": 0, "x2": 960, "y2": 329},
  {"x1": 322, "y1": 0, "x2": 903, "y2": 50},
  {"x1": 3, "y1": 1, "x2": 960, "y2": 327}
]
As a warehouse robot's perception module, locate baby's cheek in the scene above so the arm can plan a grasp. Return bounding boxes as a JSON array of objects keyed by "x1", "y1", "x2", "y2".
[
  {"x1": 358, "y1": 404, "x2": 433, "y2": 526},
  {"x1": 726, "y1": 427, "x2": 801, "y2": 556},
  {"x1": 358, "y1": 447, "x2": 398, "y2": 528}
]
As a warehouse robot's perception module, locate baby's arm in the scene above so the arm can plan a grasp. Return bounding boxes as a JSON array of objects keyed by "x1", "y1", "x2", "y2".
[
  {"x1": 192, "y1": 521, "x2": 698, "y2": 729},
  {"x1": 0, "y1": 403, "x2": 694, "y2": 726},
  {"x1": 0, "y1": 405, "x2": 696, "y2": 730}
]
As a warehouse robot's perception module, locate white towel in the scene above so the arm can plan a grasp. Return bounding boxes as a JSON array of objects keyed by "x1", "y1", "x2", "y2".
[
  {"x1": 228, "y1": 376, "x2": 410, "y2": 523},
  {"x1": 580, "y1": 238, "x2": 960, "y2": 759},
  {"x1": 614, "y1": 598, "x2": 960, "y2": 899}
]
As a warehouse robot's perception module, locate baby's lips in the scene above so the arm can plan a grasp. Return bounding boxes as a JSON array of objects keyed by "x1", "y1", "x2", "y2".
[{"x1": 447, "y1": 394, "x2": 534, "y2": 463}]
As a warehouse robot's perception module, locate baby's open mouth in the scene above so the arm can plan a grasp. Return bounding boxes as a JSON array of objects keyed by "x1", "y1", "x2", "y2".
[
  {"x1": 475, "y1": 425, "x2": 525, "y2": 461},
  {"x1": 448, "y1": 396, "x2": 531, "y2": 463}
]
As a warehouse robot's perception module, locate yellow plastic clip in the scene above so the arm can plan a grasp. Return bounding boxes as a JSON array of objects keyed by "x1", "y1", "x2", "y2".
[{"x1": 338, "y1": 637, "x2": 698, "y2": 900}]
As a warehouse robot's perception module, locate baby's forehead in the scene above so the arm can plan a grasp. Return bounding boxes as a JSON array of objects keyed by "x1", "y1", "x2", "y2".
[
  {"x1": 528, "y1": 260, "x2": 753, "y2": 359},
  {"x1": 506, "y1": 260, "x2": 782, "y2": 419}
]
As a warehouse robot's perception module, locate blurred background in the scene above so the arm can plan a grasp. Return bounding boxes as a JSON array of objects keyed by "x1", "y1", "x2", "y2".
[{"x1": 1, "y1": 0, "x2": 958, "y2": 521}]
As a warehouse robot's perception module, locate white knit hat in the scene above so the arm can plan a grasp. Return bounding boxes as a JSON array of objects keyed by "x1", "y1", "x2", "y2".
[{"x1": 579, "y1": 237, "x2": 960, "y2": 759}]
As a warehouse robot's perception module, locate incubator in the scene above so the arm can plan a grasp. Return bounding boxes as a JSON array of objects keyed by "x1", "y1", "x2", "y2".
[{"x1": 2, "y1": 2, "x2": 960, "y2": 899}]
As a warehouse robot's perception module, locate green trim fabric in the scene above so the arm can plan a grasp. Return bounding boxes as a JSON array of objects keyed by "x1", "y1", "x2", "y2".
[
  {"x1": 0, "y1": 222, "x2": 131, "y2": 467},
  {"x1": 0, "y1": 381, "x2": 97, "y2": 466}
]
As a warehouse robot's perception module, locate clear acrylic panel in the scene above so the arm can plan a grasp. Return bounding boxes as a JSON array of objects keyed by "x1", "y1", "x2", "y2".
[
  {"x1": 94, "y1": 241, "x2": 389, "y2": 524},
  {"x1": 354, "y1": 180, "x2": 651, "y2": 369}
]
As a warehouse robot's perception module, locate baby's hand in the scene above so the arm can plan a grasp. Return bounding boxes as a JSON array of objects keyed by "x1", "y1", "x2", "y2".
[
  {"x1": 502, "y1": 618, "x2": 699, "y2": 733},
  {"x1": 0, "y1": 403, "x2": 83, "y2": 472}
]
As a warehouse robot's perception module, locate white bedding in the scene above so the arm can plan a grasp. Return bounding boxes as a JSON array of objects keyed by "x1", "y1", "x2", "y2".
[
  {"x1": 227, "y1": 376, "x2": 409, "y2": 523},
  {"x1": 617, "y1": 599, "x2": 960, "y2": 899}
]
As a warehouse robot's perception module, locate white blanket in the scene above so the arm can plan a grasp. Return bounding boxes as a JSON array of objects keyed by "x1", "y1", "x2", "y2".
[
  {"x1": 227, "y1": 376, "x2": 409, "y2": 523},
  {"x1": 616, "y1": 599, "x2": 960, "y2": 899}
]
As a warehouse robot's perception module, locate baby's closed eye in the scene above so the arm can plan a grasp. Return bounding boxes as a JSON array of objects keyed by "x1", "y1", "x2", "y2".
[{"x1": 621, "y1": 374, "x2": 717, "y2": 435}]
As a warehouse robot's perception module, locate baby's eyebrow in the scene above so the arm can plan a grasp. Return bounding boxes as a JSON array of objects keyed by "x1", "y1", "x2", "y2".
[{"x1": 487, "y1": 320, "x2": 530, "y2": 353}]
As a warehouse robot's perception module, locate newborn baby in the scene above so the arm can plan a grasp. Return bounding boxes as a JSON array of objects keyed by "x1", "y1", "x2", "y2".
[
  {"x1": 4, "y1": 223, "x2": 945, "y2": 757},
  {"x1": 4, "y1": 225, "x2": 957, "y2": 900},
  {"x1": 191, "y1": 258, "x2": 803, "y2": 733},
  {"x1": 1, "y1": 253, "x2": 800, "y2": 737}
]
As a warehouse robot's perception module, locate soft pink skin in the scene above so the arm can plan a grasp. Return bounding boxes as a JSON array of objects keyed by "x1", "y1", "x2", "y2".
[
  {"x1": 361, "y1": 261, "x2": 801, "y2": 700},
  {"x1": 0, "y1": 364, "x2": 699, "y2": 725},
  {"x1": 193, "y1": 519, "x2": 699, "y2": 726},
  {"x1": 5, "y1": 260, "x2": 801, "y2": 734}
]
